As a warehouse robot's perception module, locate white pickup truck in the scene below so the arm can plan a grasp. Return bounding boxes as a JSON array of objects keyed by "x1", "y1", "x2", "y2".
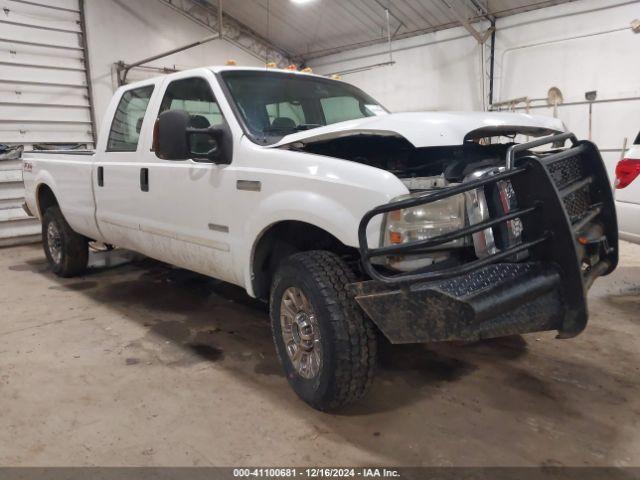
[{"x1": 23, "y1": 66, "x2": 618, "y2": 410}]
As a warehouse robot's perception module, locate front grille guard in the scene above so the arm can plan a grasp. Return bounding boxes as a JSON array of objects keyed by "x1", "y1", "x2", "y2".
[
  {"x1": 357, "y1": 132, "x2": 618, "y2": 296},
  {"x1": 358, "y1": 166, "x2": 545, "y2": 284}
]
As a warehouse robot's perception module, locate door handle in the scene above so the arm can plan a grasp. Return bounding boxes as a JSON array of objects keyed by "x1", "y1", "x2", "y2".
[
  {"x1": 140, "y1": 168, "x2": 149, "y2": 192},
  {"x1": 97, "y1": 166, "x2": 104, "y2": 187}
]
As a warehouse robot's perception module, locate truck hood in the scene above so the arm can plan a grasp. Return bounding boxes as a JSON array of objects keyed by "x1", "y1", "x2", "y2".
[{"x1": 269, "y1": 111, "x2": 565, "y2": 148}]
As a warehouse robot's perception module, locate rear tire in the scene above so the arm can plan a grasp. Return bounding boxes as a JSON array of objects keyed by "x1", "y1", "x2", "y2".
[
  {"x1": 42, "y1": 206, "x2": 88, "y2": 277},
  {"x1": 270, "y1": 250, "x2": 377, "y2": 411}
]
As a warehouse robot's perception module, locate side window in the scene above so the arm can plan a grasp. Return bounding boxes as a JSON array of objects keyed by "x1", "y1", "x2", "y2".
[
  {"x1": 321, "y1": 96, "x2": 365, "y2": 124},
  {"x1": 266, "y1": 101, "x2": 305, "y2": 128},
  {"x1": 159, "y1": 77, "x2": 222, "y2": 128},
  {"x1": 107, "y1": 85, "x2": 154, "y2": 152}
]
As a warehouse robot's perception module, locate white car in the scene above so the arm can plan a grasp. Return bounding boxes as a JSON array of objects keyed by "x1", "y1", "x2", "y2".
[
  {"x1": 615, "y1": 131, "x2": 640, "y2": 243},
  {"x1": 22, "y1": 66, "x2": 618, "y2": 410}
]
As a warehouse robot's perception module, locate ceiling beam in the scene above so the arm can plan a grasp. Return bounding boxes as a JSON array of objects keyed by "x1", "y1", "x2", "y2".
[
  {"x1": 440, "y1": 0, "x2": 494, "y2": 43},
  {"x1": 372, "y1": 0, "x2": 407, "y2": 37}
]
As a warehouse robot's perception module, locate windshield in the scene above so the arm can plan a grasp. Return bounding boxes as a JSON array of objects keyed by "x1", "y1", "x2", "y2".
[{"x1": 220, "y1": 70, "x2": 388, "y2": 145}]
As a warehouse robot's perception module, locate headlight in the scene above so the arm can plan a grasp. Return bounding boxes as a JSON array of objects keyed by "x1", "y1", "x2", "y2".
[
  {"x1": 376, "y1": 170, "x2": 524, "y2": 273},
  {"x1": 381, "y1": 191, "x2": 467, "y2": 248}
]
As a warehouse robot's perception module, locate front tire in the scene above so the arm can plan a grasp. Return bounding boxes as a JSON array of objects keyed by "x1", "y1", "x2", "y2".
[
  {"x1": 42, "y1": 206, "x2": 88, "y2": 277},
  {"x1": 270, "y1": 251, "x2": 377, "y2": 411}
]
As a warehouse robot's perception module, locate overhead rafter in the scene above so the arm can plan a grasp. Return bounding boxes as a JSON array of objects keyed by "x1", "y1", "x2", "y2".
[
  {"x1": 147, "y1": 0, "x2": 573, "y2": 64},
  {"x1": 440, "y1": 0, "x2": 494, "y2": 44},
  {"x1": 372, "y1": 0, "x2": 407, "y2": 38},
  {"x1": 190, "y1": 0, "x2": 292, "y2": 63}
]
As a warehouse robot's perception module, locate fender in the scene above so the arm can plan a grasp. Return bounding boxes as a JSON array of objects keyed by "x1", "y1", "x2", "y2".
[
  {"x1": 239, "y1": 186, "x2": 403, "y2": 297},
  {"x1": 33, "y1": 171, "x2": 59, "y2": 219},
  {"x1": 233, "y1": 141, "x2": 410, "y2": 295},
  {"x1": 239, "y1": 191, "x2": 357, "y2": 297}
]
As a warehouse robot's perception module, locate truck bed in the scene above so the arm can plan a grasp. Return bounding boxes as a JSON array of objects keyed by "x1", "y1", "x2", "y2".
[{"x1": 22, "y1": 149, "x2": 102, "y2": 243}]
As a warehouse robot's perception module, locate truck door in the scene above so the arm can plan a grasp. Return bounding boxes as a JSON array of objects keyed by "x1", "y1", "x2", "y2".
[
  {"x1": 94, "y1": 82, "x2": 156, "y2": 251},
  {"x1": 136, "y1": 74, "x2": 236, "y2": 282}
]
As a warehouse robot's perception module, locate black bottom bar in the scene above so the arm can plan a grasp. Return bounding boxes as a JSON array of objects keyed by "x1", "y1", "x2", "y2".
[{"x1": 349, "y1": 262, "x2": 564, "y2": 344}]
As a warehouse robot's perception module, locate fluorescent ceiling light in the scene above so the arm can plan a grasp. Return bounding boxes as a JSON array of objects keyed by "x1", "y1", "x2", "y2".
[{"x1": 290, "y1": 0, "x2": 315, "y2": 4}]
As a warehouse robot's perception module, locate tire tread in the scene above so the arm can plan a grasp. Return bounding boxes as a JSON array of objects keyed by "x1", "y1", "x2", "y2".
[
  {"x1": 42, "y1": 206, "x2": 88, "y2": 277},
  {"x1": 272, "y1": 250, "x2": 377, "y2": 410}
]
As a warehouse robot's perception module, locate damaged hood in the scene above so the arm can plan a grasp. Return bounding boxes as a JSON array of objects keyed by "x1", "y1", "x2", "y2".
[{"x1": 269, "y1": 111, "x2": 565, "y2": 148}]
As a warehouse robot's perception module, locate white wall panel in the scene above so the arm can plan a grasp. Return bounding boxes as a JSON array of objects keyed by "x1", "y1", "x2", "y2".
[
  {"x1": 0, "y1": 83, "x2": 90, "y2": 106},
  {"x1": 0, "y1": 124, "x2": 92, "y2": 143},
  {"x1": 0, "y1": 63, "x2": 87, "y2": 84},
  {"x1": 1, "y1": 20, "x2": 81, "y2": 46},
  {"x1": 310, "y1": 26, "x2": 484, "y2": 112},
  {"x1": 0, "y1": 0, "x2": 81, "y2": 31},
  {"x1": 0, "y1": 47, "x2": 84, "y2": 70}
]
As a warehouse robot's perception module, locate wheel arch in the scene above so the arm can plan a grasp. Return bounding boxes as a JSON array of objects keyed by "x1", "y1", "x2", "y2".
[
  {"x1": 36, "y1": 183, "x2": 59, "y2": 218},
  {"x1": 249, "y1": 220, "x2": 359, "y2": 300}
]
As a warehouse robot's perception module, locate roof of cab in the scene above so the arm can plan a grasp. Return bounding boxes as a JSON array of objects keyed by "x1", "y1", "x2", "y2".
[
  {"x1": 120, "y1": 65, "x2": 327, "y2": 90},
  {"x1": 208, "y1": 65, "x2": 323, "y2": 78}
]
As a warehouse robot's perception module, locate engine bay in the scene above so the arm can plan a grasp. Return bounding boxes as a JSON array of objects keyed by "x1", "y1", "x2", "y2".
[{"x1": 288, "y1": 133, "x2": 515, "y2": 185}]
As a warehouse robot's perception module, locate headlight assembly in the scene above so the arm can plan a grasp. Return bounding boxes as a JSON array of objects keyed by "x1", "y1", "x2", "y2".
[
  {"x1": 379, "y1": 171, "x2": 523, "y2": 272},
  {"x1": 381, "y1": 191, "x2": 467, "y2": 248}
]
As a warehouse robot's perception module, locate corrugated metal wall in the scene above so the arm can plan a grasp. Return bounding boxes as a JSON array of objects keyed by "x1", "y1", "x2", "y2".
[
  {"x1": 0, "y1": 0, "x2": 95, "y2": 246},
  {"x1": 0, "y1": 146, "x2": 40, "y2": 246}
]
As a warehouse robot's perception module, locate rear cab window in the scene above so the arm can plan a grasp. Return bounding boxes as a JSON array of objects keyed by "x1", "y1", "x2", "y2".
[
  {"x1": 266, "y1": 101, "x2": 305, "y2": 128},
  {"x1": 107, "y1": 85, "x2": 155, "y2": 152},
  {"x1": 321, "y1": 96, "x2": 370, "y2": 124}
]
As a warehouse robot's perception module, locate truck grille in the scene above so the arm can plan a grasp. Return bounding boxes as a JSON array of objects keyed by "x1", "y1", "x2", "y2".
[
  {"x1": 547, "y1": 155, "x2": 591, "y2": 222},
  {"x1": 563, "y1": 189, "x2": 591, "y2": 221}
]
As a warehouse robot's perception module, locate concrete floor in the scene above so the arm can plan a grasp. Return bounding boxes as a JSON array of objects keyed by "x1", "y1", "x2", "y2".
[{"x1": 0, "y1": 241, "x2": 639, "y2": 467}]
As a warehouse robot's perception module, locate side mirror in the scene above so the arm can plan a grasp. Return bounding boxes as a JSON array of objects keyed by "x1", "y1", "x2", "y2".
[
  {"x1": 154, "y1": 109, "x2": 231, "y2": 163},
  {"x1": 187, "y1": 125, "x2": 225, "y2": 160}
]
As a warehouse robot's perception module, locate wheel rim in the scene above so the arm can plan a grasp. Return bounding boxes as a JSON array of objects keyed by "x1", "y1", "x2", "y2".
[
  {"x1": 280, "y1": 286, "x2": 322, "y2": 379},
  {"x1": 46, "y1": 220, "x2": 62, "y2": 265}
]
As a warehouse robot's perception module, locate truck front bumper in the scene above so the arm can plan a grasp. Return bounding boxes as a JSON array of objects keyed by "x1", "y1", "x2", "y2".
[
  {"x1": 349, "y1": 260, "x2": 611, "y2": 343},
  {"x1": 352, "y1": 133, "x2": 618, "y2": 344}
]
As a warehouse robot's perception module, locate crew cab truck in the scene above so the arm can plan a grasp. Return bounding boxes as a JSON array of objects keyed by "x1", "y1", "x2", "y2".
[{"x1": 23, "y1": 66, "x2": 618, "y2": 411}]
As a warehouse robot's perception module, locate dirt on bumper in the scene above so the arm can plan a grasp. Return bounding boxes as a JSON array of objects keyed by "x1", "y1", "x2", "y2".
[{"x1": 349, "y1": 262, "x2": 570, "y2": 344}]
